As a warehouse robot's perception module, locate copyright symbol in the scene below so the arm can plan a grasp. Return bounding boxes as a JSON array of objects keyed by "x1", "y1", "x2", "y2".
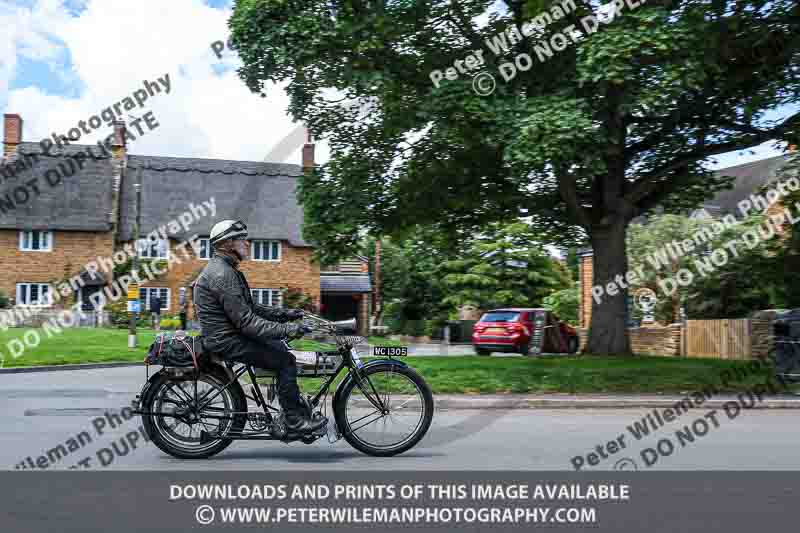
[
  {"x1": 195, "y1": 505, "x2": 215, "y2": 525},
  {"x1": 472, "y1": 72, "x2": 496, "y2": 96},
  {"x1": 614, "y1": 458, "x2": 638, "y2": 471}
]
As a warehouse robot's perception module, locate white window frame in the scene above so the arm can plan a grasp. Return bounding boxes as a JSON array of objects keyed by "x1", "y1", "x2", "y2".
[
  {"x1": 19, "y1": 230, "x2": 53, "y2": 252},
  {"x1": 16, "y1": 283, "x2": 53, "y2": 306},
  {"x1": 251, "y1": 240, "x2": 281, "y2": 262},
  {"x1": 251, "y1": 288, "x2": 282, "y2": 307},
  {"x1": 198, "y1": 238, "x2": 214, "y2": 260},
  {"x1": 139, "y1": 287, "x2": 171, "y2": 311},
  {"x1": 136, "y1": 238, "x2": 169, "y2": 259}
]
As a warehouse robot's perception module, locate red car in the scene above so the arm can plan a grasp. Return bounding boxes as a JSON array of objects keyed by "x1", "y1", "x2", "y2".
[{"x1": 472, "y1": 308, "x2": 579, "y2": 356}]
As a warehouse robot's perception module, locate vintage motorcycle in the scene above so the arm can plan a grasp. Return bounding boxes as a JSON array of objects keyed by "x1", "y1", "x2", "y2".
[{"x1": 132, "y1": 313, "x2": 434, "y2": 458}]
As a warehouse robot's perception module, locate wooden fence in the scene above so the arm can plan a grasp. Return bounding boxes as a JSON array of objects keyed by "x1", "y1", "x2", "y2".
[{"x1": 685, "y1": 319, "x2": 752, "y2": 359}]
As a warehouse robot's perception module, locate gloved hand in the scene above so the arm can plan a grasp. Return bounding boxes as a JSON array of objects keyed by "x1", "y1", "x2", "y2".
[
  {"x1": 285, "y1": 309, "x2": 304, "y2": 320},
  {"x1": 287, "y1": 322, "x2": 314, "y2": 339}
]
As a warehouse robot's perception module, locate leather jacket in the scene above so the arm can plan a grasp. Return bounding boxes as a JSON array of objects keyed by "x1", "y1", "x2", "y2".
[{"x1": 193, "y1": 254, "x2": 301, "y2": 353}]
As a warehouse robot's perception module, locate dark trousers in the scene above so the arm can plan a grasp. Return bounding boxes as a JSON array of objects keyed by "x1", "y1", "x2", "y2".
[{"x1": 228, "y1": 337, "x2": 301, "y2": 413}]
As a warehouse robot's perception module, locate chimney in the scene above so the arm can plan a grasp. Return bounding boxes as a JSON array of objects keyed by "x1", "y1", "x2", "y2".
[
  {"x1": 112, "y1": 120, "x2": 127, "y2": 150},
  {"x1": 109, "y1": 120, "x2": 127, "y2": 244},
  {"x1": 3, "y1": 114, "x2": 22, "y2": 158},
  {"x1": 302, "y1": 128, "x2": 315, "y2": 171}
]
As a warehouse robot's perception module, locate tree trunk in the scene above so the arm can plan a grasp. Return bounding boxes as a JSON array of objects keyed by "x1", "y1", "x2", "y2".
[
  {"x1": 586, "y1": 221, "x2": 632, "y2": 355},
  {"x1": 672, "y1": 295, "x2": 680, "y2": 324}
]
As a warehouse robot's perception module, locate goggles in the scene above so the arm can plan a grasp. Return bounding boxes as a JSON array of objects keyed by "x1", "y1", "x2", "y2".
[{"x1": 211, "y1": 221, "x2": 248, "y2": 244}]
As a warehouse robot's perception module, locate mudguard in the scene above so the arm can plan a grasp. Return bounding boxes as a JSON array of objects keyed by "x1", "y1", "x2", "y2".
[
  {"x1": 132, "y1": 358, "x2": 232, "y2": 413},
  {"x1": 332, "y1": 357, "x2": 408, "y2": 409}
]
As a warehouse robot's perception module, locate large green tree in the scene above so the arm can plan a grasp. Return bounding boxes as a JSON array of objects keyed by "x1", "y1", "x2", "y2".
[
  {"x1": 626, "y1": 213, "x2": 715, "y2": 323},
  {"x1": 440, "y1": 222, "x2": 571, "y2": 309},
  {"x1": 230, "y1": 0, "x2": 800, "y2": 354},
  {"x1": 360, "y1": 233, "x2": 452, "y2": 324}
]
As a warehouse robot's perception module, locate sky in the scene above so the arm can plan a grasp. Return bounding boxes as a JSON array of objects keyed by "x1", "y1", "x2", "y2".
[
  {"x1": 0, "y1": 0, "x2": 794, "y2": 170},
  {"x1": 0, "y1": 0, "x2": 321, "y2": 165}
]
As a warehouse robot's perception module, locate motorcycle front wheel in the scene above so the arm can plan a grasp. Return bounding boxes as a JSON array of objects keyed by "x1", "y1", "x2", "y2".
[{"x1": 334, "y1": 362, "x2": 434, "y2": 457}]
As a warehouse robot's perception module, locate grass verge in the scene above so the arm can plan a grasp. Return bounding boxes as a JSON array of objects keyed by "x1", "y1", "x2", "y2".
[
  {"x1": 0, "y1": 327, "x2": 396, "y2": 367},
  {"x1": 0, "y1": 328, "x2": 776, "y2": 394}
]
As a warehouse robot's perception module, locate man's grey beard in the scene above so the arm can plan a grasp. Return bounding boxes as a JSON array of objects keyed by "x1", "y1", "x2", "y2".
[{"x1": 214, "y1": 243, "x2": 242, "y2": 264}]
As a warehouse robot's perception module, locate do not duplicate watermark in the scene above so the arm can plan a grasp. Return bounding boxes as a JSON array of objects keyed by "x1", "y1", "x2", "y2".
[
  {"x1": 569, "y1": 358, "x2": 788, "y2": 470},
  {"x1": 13, "y1": 404, "x2": 149, "y2": 470},
  {"x1": 430, "y1": 0, "x2": 645, "y2": 96},
  {"x1": 591, "y1": 176, "x2": 800, "y2": 306},
  {"x1": 0, "y1": 198, "x2": 217, "y2": 368}
]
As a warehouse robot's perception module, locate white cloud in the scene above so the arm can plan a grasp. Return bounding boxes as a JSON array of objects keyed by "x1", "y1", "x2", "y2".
[
  {"x1": 704, "y1": 140, "x2": 788, "y2": 170},
  {"x1": 0, "y1": 0, "x2": 326, "y2": 165}
]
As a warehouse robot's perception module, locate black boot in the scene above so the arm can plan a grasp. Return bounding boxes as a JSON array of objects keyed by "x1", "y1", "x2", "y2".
[
  {"x1": 284, "y1": 409, "x2": 328, "y2": 434},
  {"x1": 277, "y1": 362, "x2": 328, "y2": 434}
]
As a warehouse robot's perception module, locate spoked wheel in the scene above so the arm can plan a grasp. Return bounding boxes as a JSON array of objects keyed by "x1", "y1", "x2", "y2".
[
  {"x1": 334, "y1": 362, "x2": 434, "y2": 457},
  {"x1": 141, "y1": 370, "x2": 247, "y2": 459}
]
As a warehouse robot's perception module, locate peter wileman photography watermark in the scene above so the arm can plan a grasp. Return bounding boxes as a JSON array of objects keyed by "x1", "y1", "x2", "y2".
[
  {"x1": 0, "y1": 113, "x2": 160, "y2": 216},
  {"x1": 13, "y1": 404, "x2": 148, "y2": 470},
  {"x1": 633, "y1": 287, "x2": 657, "y2": 322},
  {"x1": 430, "y1": 0, "x2": 645, "y2": 96},
  {"x1": 0, "y1": 73, "x2": 172, "y2": 213},
  {"x1": 433, "y1": 0, "x2": 794, "y2": 97},
  {"x1": 569, "y1": 358, "x2": 788, "y2": 470},
  {"x1": 591, "y1": 175, "x2": 800, "y2": 306},
  {"x1": 42, "y1": 73, "x2": 171, "y2": 152},
  {"x1": 0, "y1": 198, "x2": 217, "y2": 368},
  {"x1": 210, "y1": 36, "x2": 238, "y2": 60}
]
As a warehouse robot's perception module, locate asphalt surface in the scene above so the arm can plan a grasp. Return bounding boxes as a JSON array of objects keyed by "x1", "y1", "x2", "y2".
[{"x1": 3, "y1": 366, "x2": 800, "y2": 471}]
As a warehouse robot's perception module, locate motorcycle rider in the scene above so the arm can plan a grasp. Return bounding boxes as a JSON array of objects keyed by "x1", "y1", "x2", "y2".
[{"x1": 193, "y1": 219, "x2": 327, "y2": 434}]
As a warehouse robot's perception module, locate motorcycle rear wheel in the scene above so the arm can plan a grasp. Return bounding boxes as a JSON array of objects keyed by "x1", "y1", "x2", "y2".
[{"x1": 141, "y1": 370, "x2": 247, "y2": 459}]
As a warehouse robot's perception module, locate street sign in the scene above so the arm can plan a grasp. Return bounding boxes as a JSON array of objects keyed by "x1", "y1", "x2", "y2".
[{"x1": 127, "y1": 285, "x2": 139, "y2": 300}]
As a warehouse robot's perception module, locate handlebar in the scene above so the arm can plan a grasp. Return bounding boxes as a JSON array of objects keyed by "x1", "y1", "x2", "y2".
[{"x1": 299, "y1": 312, "x2": 362, "y2": 346}]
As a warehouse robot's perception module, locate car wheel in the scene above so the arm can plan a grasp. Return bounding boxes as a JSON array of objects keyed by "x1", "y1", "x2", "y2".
[
  {"x1": 519, "y1": 342, "x2": 531, "y2": 356},
  {"x1": 475, "y1": 348, "x2": 492, "y2": 356},
  {"x1": 567, "y1": 336, "x2": 579, "y2": 354}
]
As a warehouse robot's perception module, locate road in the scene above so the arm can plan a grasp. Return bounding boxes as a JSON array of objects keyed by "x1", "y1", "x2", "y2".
[{"x1": 2, "y1": 366, "x2": 799, "y2": 471}]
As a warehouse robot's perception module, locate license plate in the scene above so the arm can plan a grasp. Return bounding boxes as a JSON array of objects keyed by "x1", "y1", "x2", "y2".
[
  {"x1": 372, "y1": 346, "x2": 408, "y2": 356},
  {"x1": 486, "y1": 328, "x2": 507, "y2": 334}
]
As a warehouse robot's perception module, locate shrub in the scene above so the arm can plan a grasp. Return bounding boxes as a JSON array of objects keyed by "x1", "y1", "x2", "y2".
[
  {"x1": 542, "y1": 286, "x2": 579, "y2": 325},
  {"x1": 0, "y1": 290, "x2": 9, "y2": 309},
  {"x1": 424, "y1": 318, "x2": 447, "y2": 339},
  {"x1": 282, "y1": 287, "x2": 316, "y2": 311},
  {"x1": 402, "y1": 319, "x2": 426, "y2": 337},
  {"x1": 382, "y1": 301, "x2": 404, "y2": 334},
  {"x1": 106, "y1": 299, "x2": 149, "y2": 329},
  {"x1": 159, "y1": 318, "x2": 182, "y2": 330}
]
